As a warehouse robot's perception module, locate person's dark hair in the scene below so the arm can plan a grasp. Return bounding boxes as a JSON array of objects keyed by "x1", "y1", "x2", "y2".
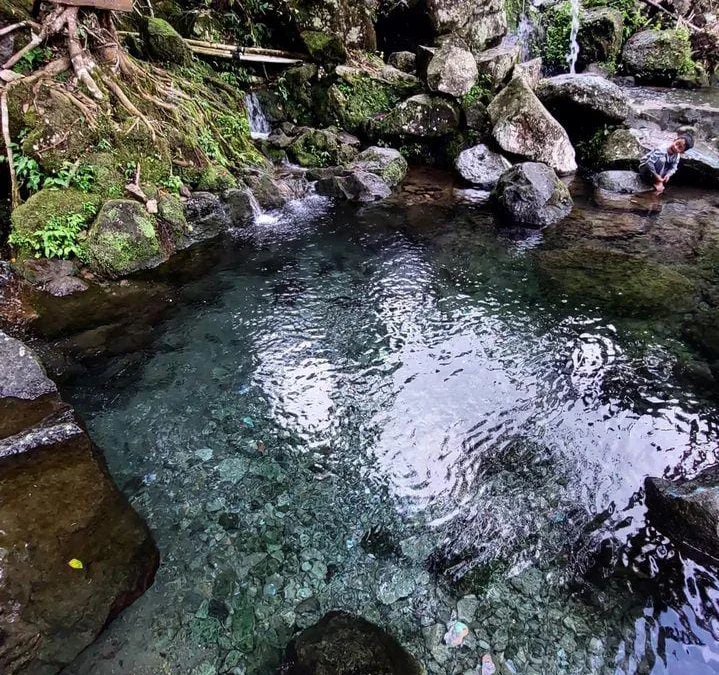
[{"x1": 678, "y1": 132, "x2": 694, "y2": 150}]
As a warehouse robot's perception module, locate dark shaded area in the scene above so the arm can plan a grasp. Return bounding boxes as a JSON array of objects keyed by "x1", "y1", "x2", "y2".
[{"x1": 376, "y1": 1, "x2": 434, "y2": 55}]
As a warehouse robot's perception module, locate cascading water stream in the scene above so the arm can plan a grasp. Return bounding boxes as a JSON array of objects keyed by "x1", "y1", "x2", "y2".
[
  {"x1": 244, "y1": 91, "x2": 271, "y2": 140},
  {"x1": 567, "y1": 0, "x2": 581, "y2": 73}
]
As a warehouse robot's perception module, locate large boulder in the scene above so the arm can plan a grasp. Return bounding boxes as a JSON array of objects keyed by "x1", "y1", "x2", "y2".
[
  {"x1": 598, "y1": 128, "x2": 645, "y2": 169},
  {"x1": 142, "y1": 17, "x2": 192, "y2": 65},
  {"x1": 622, "y1": 29, "x2": 697, "y2": 85},
  {"x1": 455, "y1": 144, "x2": 511, "y2": 189},
  {"x1": 85, "y1": 200, "x2": 167, "y2": 279},
  {"x1": 289, "y1": 128, "x2": 358, "y2": 168},
  {"x1": 300, "y1": 30, "x2": 346, "y2": 64},
  {"x1": 493, "y1": 162, "x2": 573, "y2": 227},
  {"x1": 425, "y1": 0, "x2": 507, "y2": 53},
  {"x1": 349, "y1": 146, "x2": 408, "y2": 187},
  {"x1": 536, "y1": 74, "x2": 630, "y2": 126},
  {"x1": 645, "y1": 467, "x2": 719, "y2": 559},
  {"x1": 488, "y1": 76, "x2": 577, "y2": 175},
  {"x1": 475, "y1": 44, "x2": 521, "y2": 89},
  {"x1": 316, "y1": 170, "x2": 393, "y2": 202},
  {"x1": 0, "y1": 331, "x2": 158, "y2": 675},
  {"x1": 278, "y1": 611, "x2": 423, "y2": 675},
  {"x1": 289, "y1": 0, "x2": 378, "y2": 52},
  {"x1": 427, "y1": 42, "x2": 478, "y2": 98},
  {"x1": 182, "y1": 191, "x2": 232, "y2": 243},
  {"x1": 512, "y1": 58, "x2": 543, "y2": 89},
  {"x1": 326, "y1": 65, "x2": 422, "y2": 135},
  {"x1": 387, "y1": 51, "x2": 416, "y2": 73},
  {"x1": 371, "y1": 93, "x2": 460, "y2": 138},
  {"x1": 577, "y1": 8, "x2": 623, "y2": 69}
]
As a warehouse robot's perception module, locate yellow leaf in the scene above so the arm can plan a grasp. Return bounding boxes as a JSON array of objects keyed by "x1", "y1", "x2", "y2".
[{"x1": 68, "y1": 558, "x2": 84, "y2": 570}]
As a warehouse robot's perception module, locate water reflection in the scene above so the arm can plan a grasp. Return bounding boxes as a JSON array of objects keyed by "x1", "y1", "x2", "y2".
[{"x1": 63, "y1": 193, "x2": 719, "y2": 675}]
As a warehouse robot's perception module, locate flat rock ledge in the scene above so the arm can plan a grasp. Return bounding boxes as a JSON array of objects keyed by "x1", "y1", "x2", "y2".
[{"x1": 0, "y1": 331, "x2": 159, "y2": 675}]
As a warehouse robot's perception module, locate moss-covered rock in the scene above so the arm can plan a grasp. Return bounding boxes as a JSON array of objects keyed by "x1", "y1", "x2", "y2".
[
  {"x1": 349, "y1": 146, "x2": 408, "y2": 187},
  {"x1": 289, "y1": 128, "x2": 357, "y2": 168},
  {"x1": 289, "y1": 0, "x2": 378, "y2": 51},
  {"x1": 598, "y1": 128, "x2": 644, "y2": 169},
  {"x1": 577, "y1": 7, "x2": 623, "y2": 69},
  {"x1": 142, "y1": 17, "x2": 192, "y2": 65},
  {"x1": 10, "y1": 188, "x2": 100, "y2": 253},
  {"x1": 195, "y1": 164, "x2": 236, "y2": 192},
  {"x1": 301, "y1": 30, "x2": 346, "y2": 64},
  {"x1": 85, "y1": 200, "x2": 167, "y2": 278},
  {"x1": 256, "y1": 64, "x2": 321, "y2": 126},
  {"x1": 326, "y1": 65, "x2": 422, "y2": 135},
  {"x1": 370, "y1": 94, "x2": 460, "y2": 139},
  {"x1": 621, "y1": 29, "x2": 698, "y2": 85}
]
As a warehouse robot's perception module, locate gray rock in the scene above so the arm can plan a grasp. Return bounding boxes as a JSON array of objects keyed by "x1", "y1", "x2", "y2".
[
  {"x1": 279, "y1": 611, "x2": 424, "y2": 674},
  {"x1": 18, "y1": 259, "x2": 88, "y2": 297},
  {"x1": 349, "y1": 146, "x2": 408, "y2": 187},
  {"x1": 578, "y1": 8, "x2": 623, "y2": 68},
  {"x1": 463, "y1": 97, "x2": 489, "y2": 132},
  {"x1": 316, "y1": 170, "x2": 393, "y2": 202},
  {"x1": 622, "y1": 29, "x2": 700, "y2": 85},
  {"x1": 512, "y1": 57, "x2": 543, "y2": 89},
  {"x1": 536, "y1": 74, "x2": 630, "y2": 124},
  {"x1": 426, "y1": 0, "x2": 507, "y2": 53},
  {"x1": 456, "y1": 595, "x2": 479, "y2": 623},
  {"x1": 388, "y1": 51, "x2": 417, "y2": 73},
  {"x1": 645, "y1": 467, "x2": 719, "y2": 559},
  {"x1": 475, "y1": 44, "x2": 521, "y2": 89},
  {"x1": 224, "y1": 187, "x2": 260, "y2": 226},
  {"x1": 244, "y1": 172, "x2": 300, "y2": 210},
  {"x1": 488, "y1": 76, "x2": 577, "y2": 175},
  {"x1": 373, "y1": 94, "x2": 461, "y2": 138},
  {"x1": 44, "y1": 276, "x2": 89, "y2": 297},
  {"x1": 427, "y1": 43, "x2": 479, "y2": 98},
  {"x1": 493, "y1": 162, "x2": 573, "y2": 227},
  {"x1": 455, "y1": 144, "x2": 511, "y2": 189},
  {"x1": 0, "y1": 331, "x2": 59, "y2": 439},
  {"x1": 377, "y1": 567, "x2": 416, "y2": 604},
  {"x1": 595, "y1": 170, "x2": 652, "y2": 194},
  {"x1": 183, "y1": 192, "x2": 231, "y2": 245}
]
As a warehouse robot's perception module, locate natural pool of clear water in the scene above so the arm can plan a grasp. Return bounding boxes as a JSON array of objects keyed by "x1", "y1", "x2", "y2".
[{"x1": 62, "y1": 180, "x2": 719, "y2": 675}]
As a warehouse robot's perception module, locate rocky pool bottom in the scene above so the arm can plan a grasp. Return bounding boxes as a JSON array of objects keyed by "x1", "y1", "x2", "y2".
[{"x1": 56, "y1": 174, "x2": 719, "y2": 675}]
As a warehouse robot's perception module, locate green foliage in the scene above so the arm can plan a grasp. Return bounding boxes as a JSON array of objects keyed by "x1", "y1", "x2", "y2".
[
  {"x1": 43, "y1": 162, "x2": 96, "y2": 192},
  {"x1": 219, "y1": 0, "x2": 299, "y2": 47},
  {"x1": 161, "y1": 174, "x2": 184, "y2": 194},
  {"x1": 13, "y1": 46, "x2": 53, "y2": 75},
  {"x1": 541, "y1": 2, "x2": 574, "y2": 71},
  {"x1": 462, "y1": 76, "x2": 494, "y2": 107},
  {"x1": 8, "y1": 211, "x2": 88, "y2": 260},
  {"x1": 504, "y1": 0, "x2": 527, "y2": 31},
  {"x1": 583, "y1": 0, "x2": 648, "y2": 39}
]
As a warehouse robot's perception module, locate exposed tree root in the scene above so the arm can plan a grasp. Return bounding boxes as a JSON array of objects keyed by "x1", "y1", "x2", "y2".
[{"x1": 1, "y1": 90, "x2": 19, "y2": 208}]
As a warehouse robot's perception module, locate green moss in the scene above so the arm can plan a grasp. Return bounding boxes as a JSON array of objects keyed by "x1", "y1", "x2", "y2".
[
  {"x1": 301, "y1": 30, "x2": 346, "y2": 64},
  {"x1": 195, "y1": 164, "x2": 236, "y2": 191},
  {"x1": 540, "y1": 2, "x2": 575, "y2": 72},
  {"x1": 584, "y1": 0, "x2": 647, "y2": 40},
  {"x1": 11, "y1": 188, "x2": 99, "y2": 240},
  {"x1": 462, "y1": 76, "x2": 494, "y2": 108},
  {"x1": 143, "y1": 17, "x2": 192, "y2": 65},
  {"x1": 85, "y1": 200, "x2": 165, "y2": 278}
]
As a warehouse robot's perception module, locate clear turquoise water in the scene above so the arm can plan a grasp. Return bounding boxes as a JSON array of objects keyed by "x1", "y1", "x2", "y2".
[{"x1": 63, "y1": 187, "x2": 719, "y2": 675}]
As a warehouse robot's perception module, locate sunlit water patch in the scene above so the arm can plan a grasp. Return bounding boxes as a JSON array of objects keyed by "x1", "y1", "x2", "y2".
[{"x1": 62, "y1": 194, "x2": 719, "y2": 675}]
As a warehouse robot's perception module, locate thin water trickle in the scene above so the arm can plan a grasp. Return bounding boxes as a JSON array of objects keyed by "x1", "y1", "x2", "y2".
[
  {"x1": 567, "y1": 0, "x2": 581, "y2": 73},
  {"x1": 61, "y1": 189, "x2": 719, "y2": 675}
]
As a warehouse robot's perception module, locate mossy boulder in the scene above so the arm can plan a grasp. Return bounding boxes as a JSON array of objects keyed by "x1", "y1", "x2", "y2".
[
  {"x1": 349, "y1": 146, "x2": 408, "y2": 187},
  {"x1": 9, "y1": 188, "x2": 100, "y2": 257},
  {"x1": 577, "y1": 7, "x2": 623, "y2": 69},
  {"x1": 326, "y1": 65, "x2": 422, "y2": 135},
  {"x1": 301, "y1": 30, "x2": 347, "y2": 64},
  {"x1": 195, "y1": 164, "x2": 237, "y2": 192},
  {"x1": 289, "y1": 0, "x2": 378, "y2": 51},
  {"x1": 370, "y1": 94, "x2": 461, "y2": 139},
  {"x1": 256, "y1": 64, "x2": 321, "y2": 126},
  {"x1": 85, "y1": 200, "x2": 167, "y2": 278},
  {"x1": 598, "y1": 128, "x2": 644, "y2": 169},
  {"x1": 289, "y1": 128, "x2": 358, "y2": 168},
  {"x1": 142, "y1": 17, "x2": 192, "y2": 65},
  {"x1": 621, "y1": 29, "x2": 697, "y2": 85}
]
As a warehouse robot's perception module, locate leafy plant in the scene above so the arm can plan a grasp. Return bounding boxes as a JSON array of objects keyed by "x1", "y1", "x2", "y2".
[
  {"x1": 8, "y1": 212, "x2": 88, "y2": 260},
  {"x1": 13, "y1": 46, "x2": 53, "y2": 75},
  {"x1": 43, "y1": 162, "x2": 96, "y2": 192},
  {"x1": 161, "y1": 174, "x2": 184, "y2": 193}
]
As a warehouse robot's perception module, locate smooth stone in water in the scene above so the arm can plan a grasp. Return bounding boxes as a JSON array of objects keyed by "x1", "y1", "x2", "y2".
[
  {"x1": 493, "y1": 162, "x2": 573, "y2": 227},
  {"x1": 456, "y1": 144, "x2": 511, "y2": 189},
  {"x1": 595, "y1": 170, "x2": 652, "y2": 194}
]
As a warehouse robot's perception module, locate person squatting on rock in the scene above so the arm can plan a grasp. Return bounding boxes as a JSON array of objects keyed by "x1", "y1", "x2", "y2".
[{"x1": 639, "y1": 132, "x2": 694, "y2": 194}]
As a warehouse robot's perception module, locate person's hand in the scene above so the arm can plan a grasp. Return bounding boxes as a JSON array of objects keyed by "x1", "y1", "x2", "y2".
[{"x1": 654, "y1": 182, "x2": 665, "y2": 194}]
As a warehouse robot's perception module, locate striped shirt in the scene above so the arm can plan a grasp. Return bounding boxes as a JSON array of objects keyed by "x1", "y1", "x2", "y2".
[{"x1": 639, "y1": 147, "x2": 681, "y2": 179}]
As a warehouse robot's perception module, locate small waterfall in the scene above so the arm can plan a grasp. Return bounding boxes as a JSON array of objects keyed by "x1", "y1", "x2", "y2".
[
  {"x1": 567, "y1": 0, "x2": 581, "y2": 74},
  {"x1": 245, "y1": 92, "x2": 271, "y2": 140},
  {"x1": 516, "y1": 12, "x2": 537, "y2": 62}
]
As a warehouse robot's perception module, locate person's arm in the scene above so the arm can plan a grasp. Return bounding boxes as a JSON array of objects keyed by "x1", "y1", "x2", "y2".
[
  {"x1": 662, "y1": 156, "x2": 680, "y2": 183},
  {"x1": 640, "y1": 150, "x2": 662, "y2": 181}
]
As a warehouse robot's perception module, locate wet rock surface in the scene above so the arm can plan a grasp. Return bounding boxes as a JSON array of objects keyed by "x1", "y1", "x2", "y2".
[
  {"x1": 488, "y1": 76, "x2": 577, "y2": 175},
  {"x1": 645, "y1": 467, "x2": 719, "y2": 560},
  {"x1": 278, "y1": 611, "x2": 423, "y2": 675},
  {"x1": 0, "y1": 331, "x2": 158, "y2": 675},
  {"x1": 370, "y1": 93, "x2": 460, "y2": 139},
  {"x1": 494, "y1": 162, "x2": 573, "y2": 226},
  {"x1": 426, "y1": 42, "x2": 478, "y2": 98},
  {"x1": 595, "y1": 170, "x2": 651, "y2": 194}
]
